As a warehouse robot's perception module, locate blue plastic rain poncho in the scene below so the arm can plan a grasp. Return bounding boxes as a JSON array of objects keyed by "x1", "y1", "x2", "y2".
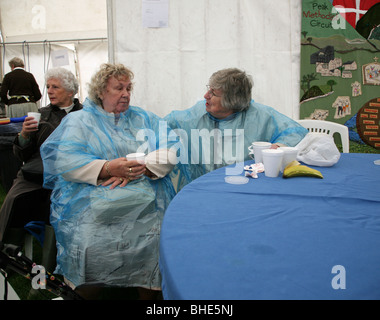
[
  {"x1": 165, "y1": 100, "x2": 308, "y2": 188},
  {"x1": 40, "y1": 98, "x2": 177, "y2": 289}
]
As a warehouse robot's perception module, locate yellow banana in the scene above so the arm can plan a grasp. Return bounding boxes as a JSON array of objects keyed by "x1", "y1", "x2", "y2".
[
  {"x1": 284, "y1": 160, "x2": 300, "y2": 169},
  {"x1": 283, "y1": 161, "x2": 323, "y2": 179}
]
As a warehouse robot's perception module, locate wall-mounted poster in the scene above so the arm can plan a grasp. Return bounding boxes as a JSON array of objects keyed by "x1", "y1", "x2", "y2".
[{"x1": 300, "y1": 0, "x2": 380, "y2": 149}]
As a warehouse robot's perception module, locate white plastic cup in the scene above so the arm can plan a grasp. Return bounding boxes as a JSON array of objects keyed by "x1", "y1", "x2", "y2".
[
  {"x1": 262, "y1": 149, "x2": 284, "y2": 178},
  {"x1": 126, "y1": 152, "x2": 146, "y2": 164},
  {"x1": 27, "y1": 112, "x2": 41, "y2": 126},
  {"x1": 278, "y1": 147, "x2": 298, "y2": 172},
  {"x1": 248, "y1": 142, "x2": 272, "y2": 164}
]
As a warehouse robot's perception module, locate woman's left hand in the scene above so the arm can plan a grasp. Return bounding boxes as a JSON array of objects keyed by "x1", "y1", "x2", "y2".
[
  {"x1": 100, "y1": 158, "x2": 147, "y2": 189},
  {"x1": 102, "y1": 176, "x2": 130, "y2": 189}
]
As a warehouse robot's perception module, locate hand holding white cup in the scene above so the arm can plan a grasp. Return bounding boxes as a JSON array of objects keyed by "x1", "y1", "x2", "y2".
[
  {"x1": 126, "y1": 152, "x2": 146, "y2": 164},
  {"x1": 125, "y1": 153, "x2": 146, "y2": 179},
  {"x1": 20, "y1": 112, "x2": 41, "y2": 138},
  {"x1": 27, "y1": 112, "x2": 41, "y2": 126}
]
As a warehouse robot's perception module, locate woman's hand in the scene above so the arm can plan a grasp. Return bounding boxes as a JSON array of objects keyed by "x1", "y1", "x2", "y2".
[
  {"x1": 120, "y1": 158, "x2": 146, "y2": 179},
  {"x1": 100, "y1": 157, "x2": 147, "y2": 188},
  {"x1": 20, "y1": 116, "x2": 39, "y2": 139},
  {"x1": 102, "y1": 176, "x2": 130, "y2": 189}
]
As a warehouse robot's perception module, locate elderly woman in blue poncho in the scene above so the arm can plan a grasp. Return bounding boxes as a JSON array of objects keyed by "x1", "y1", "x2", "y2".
[
  {"x1": 164, "y1": 68, "x2": 308, "y2": 190},
  {"x1": 40, "y1": 64, "x2": 177, "y2": 299}
]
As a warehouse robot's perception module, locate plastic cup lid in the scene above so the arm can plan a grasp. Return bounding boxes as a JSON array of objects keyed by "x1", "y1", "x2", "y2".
[{"x1": 224, "y1": 176, "x2": 249, "y2": 184}]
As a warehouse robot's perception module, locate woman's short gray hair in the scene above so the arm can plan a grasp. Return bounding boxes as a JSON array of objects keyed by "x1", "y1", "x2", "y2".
[
  {"x1": 209, "y1": 68, "x2": 253, "y2": 112},
  {"x1": 9, "y1": 57, "x2": 24, "y2": 68},
  {"x1": 88, "y1": 63, "x2": 134, "y2": 106},
  {"x1": 45, "y1": 67, "x2": 79, "y2": 97}
]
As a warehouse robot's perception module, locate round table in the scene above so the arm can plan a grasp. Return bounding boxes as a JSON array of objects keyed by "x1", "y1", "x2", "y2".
[{"x1": 159, "y1": 153, "x2": 380, "y2": 300}]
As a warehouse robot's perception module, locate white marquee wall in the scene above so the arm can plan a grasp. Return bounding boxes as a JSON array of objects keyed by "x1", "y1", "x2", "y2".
[
  {"x1": 0, "y1": 0, "x2": 108, "y2": 108},
  {"x1": 1, "y1": 0, "x2": 303, "y2": 118},
  {"x1": 108, "y1": 0, "x2": 302, "y2": 119},
  {"x1": 1, "y1": 41, "x2": 108, "y2": 108},
  {"x1": 0, "y1": 0, "x2": 107, "y2": 43}
]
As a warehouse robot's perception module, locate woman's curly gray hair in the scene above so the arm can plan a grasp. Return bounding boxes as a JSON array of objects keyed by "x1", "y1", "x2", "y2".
[
  {"x1": 45, "y1": 67, "x2": 79, "y2": 98},
  {"x1": 88, "y1": 63, "x2": 134, "y2": 106},
  {"x1": 208, "y1": 68, "x2": 253, "y2": 112}
]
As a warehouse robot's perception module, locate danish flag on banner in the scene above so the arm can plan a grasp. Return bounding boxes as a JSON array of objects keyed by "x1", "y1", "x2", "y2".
[{"x1": 332, "y1": 0, "x2": 380, "y2": 28}]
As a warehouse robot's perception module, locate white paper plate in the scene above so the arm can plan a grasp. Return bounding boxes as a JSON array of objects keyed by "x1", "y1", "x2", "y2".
[
  {"x1": 224, "y1": 176, "x2": 249, "y2": 185},
  {"x1": 374, "y1": 160, "x2": 380, "y2": 165}
]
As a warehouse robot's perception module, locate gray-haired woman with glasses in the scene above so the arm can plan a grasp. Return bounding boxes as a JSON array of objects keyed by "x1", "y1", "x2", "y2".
[{"x1": 165, "y1": 67, "x2": 308, "y2": 189}]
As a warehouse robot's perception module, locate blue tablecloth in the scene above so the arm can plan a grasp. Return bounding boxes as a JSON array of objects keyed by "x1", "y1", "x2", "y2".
[{"x1": 159, "y1": 153, "x2": 380, "y2": 300}]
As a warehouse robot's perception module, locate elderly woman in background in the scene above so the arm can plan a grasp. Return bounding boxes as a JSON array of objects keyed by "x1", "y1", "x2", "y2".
[
  {"x1": 0, "y1": 57, "x2": 42, "y2": 117},
  {"x1": 0, "y1": 67, "x2": 82, "y2": 244},
  {"x1": 40, "y1": 63, "x2": 177, "y2": 300},
  {"x1": 165, "y1": 68, "x2": 308, "y2": 189}
]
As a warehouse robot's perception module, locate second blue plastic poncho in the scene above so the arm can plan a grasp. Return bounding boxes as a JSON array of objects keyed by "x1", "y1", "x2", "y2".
[{"x1": 165, "y1": 100, "x2": 308, "y2": 189}]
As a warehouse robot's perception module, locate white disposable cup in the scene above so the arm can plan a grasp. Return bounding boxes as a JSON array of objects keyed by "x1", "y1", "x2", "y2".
[
  {"x1": 27, "y1": 112, "x2": 41, "y2": 126},
  {"x1": 248, "y1": 142, "x2": 272, "y2": 164},
  {"x1": 262, "y1": 149, "x2": 284, "y2": 178},
  {"x1": 126, "y1": 152, "x2": 146, "y2": 164},
  {"x1": 278, "y1": 147, "x2": 298, "y2": 172}
]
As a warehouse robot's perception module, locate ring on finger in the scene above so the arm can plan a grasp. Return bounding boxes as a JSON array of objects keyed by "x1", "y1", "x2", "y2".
[
  {"x1": 129, "y1": 167, "x2": 133, "y2": 173},
  {"x1": 119, "y1": 177, "x2": 124, "y2": 182}
]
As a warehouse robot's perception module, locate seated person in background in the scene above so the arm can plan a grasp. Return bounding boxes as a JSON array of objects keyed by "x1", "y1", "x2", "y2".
[
  {"x1": 40, "y1": 63, "x2": 177, "y2": 300},
  {"x1": 0, "y1": 67, "x2": 82, "y2": 243},
  {"x1": 0, "y1": 57, "x2": 42, "y2": 118},
  {"x1": 164, "y1": 68, "x2": 308, "y2": 189}
]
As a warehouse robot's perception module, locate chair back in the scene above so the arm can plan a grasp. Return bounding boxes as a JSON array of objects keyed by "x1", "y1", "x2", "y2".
[{"x1": 297, "y1": 119, "x2": 350, "y2": 153}]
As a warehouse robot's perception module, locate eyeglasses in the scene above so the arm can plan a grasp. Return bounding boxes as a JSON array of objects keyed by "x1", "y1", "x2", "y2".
[{"x1": 206, "y1": 85, "x2": 222, "y2": 97}]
